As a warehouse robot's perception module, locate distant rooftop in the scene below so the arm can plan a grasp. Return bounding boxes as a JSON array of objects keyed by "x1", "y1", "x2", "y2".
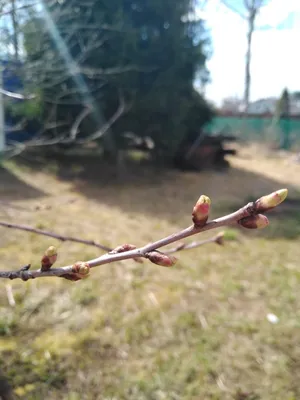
[{"x1": 248, "y1": 94, "x2": 300, "y2": 116}]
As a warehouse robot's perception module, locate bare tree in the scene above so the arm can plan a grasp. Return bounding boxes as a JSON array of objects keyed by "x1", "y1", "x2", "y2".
[
  {"x1": 0, "y1": 0, "x2": 37, "y2": 59},
  {"x1": 221, "y1": 0, "x2": 269, "y2": 111},
  {"x1": 0, "y1": 0, "x2": 145, "y2": 156}
]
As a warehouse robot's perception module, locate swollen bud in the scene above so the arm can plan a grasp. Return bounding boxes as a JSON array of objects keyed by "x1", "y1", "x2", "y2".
[
  {"x1": 110, "y1": 244, "x2": 137, "y2": 254},
  {"x1": 255, "y1": 189, "x2": 288, "y2": 213},
  {"x1": 192, "y1": 195, "x2": 211, "y2": 227},
  {"x1": 147, "y1": 251, "x2": 177, "y2": 267},
  {"x1": 72, "y1": 261, "x2": 90, "y2": 276},
  {"x1": 41, "y1": 246, "x2": 57, "y2": 271},
  {"x1": 62, "y1": 261, "x2": 91, "y2": 281},
  {"x1": 238, "y1": 214, "x2": 269, "y2": 229},
  {"x1": 109, "y1": 243, "x2": 143, "y2": 263}
]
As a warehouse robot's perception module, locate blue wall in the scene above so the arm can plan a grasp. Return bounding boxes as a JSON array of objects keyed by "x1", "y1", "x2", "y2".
[{"x1": 1, "y1": 59, "x2": 36, "y2": 144}]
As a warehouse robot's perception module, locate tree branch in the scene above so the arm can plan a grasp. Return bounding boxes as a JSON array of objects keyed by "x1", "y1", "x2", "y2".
[
  {"x1": 43, "y1": 83, "x2": 106, "y2": 105},
  {"x1": 79, "y1": 65, "x2": 156, "y2": 77},
  {"x1": 0, "y1": 189, "x2": 288, "y2": 281},
  {"x1": 0, "y1": 221, "x2": 111, "y2": 252},
  {"x1": 3, "y1": 88, "x2": 126, "y2": 153},
  {"x1": 0, "y1": 220, "x2": 224, "y2": 255},
  {"x1": 5, "y1": 119, "x2": 27, "y2": 132},
  {"x1": 0, "y1": 2, "x2": 38, "y2": 18},
  {"x1": 70, "y1": 107, "x2": 93, "y2": 140},
  {"x1": 82, "y1": 91, "x2": 127, "y2": 142},
  {"x1": 26, "y1": 62, "x2": 155, "y2": 78},
  {"x1": 0, "y1": 87, "x2": 36, "y2": 100},
  {"x1": 164, "y1": 232, "x2": 225, "y2": 254}
]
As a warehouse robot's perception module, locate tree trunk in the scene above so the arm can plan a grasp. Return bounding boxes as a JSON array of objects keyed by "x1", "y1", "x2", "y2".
[
  {"x1": 11, "y1": 0, "x2": 19, "y2": 61},
  {"x1": 244, "y1": 9, "x2": 255, "y2": 112}
]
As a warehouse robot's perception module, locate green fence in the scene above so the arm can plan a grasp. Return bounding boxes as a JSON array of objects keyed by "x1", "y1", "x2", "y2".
[{"x1": 205, "y1": 115, "x2": 300, "y2": 149}]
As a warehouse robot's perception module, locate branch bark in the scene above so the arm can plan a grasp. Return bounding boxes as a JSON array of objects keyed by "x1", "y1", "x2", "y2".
[
  {"x1": 0, "y1": 221, "x2": 111, "y2": 252},
  {"x1": 70, "y1": 107, "x2": 93, "y2": 140},
  {"x1": 0, "y1": 87, "x2": 36, "y2": 100},
  {"x1": 164, "y1": 232, "x2": 224, "y2": 254},
  {"x1": 82, "y1": 92, "x2": 126, "y2": 142},
  {"x1": 0, "y1": 189, "x2": 288, "y2": 281}
]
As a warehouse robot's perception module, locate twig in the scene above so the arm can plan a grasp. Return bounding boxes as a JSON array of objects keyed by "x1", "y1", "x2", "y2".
[
  {"x1": 82, "y1": 91, "x2": 127, "y2": 142},
  {"x1": 5, "y1": 119, "x2": 27, "y2": 132},
  {"x1": 79, "y1": 65, "x2": 156, "y2": 76},
  {"x1": 0, "y1": 189, "x2": 288, "y2": 281},
  {"x1": 4, "y1": 90, "x2": 127, "y2": 154},
  {"x1": 0, "y1": 220, "x2": 222, "y2": 267},
  {"x1": 0, "y1": 221, "x2": 111, "y2": 252},
  {"x1": 70, "y1": 107, "x2": 93, "y2": 140},
  {"x1": 5, "y1": 284, "x2": 16, "y2": 307},
  {"x1": 164, "y1": 232, "x2": 224, "y2": 254},
  {"x1": 0, "y1": 2, "x2": 38, "y2": 18},
  {"x1": 0, "y1": 88, "x2": 36, "y2": 100}
]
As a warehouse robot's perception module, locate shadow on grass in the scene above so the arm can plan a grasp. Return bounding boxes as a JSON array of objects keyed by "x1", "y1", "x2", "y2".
[
  {"x1": 11, "y1": 151, "x2": 300, "y2": 240},
  {"x1": 0, "y1": 165, "x2": 45, "y2": 201}
]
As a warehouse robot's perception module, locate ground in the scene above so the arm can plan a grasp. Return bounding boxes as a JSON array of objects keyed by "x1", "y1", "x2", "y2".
[{"x1": 0, "y1": 144, "x2": 300, "y2": 400}]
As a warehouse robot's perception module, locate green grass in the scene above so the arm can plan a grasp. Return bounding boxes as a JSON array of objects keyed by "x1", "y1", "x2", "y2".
[{"x1": 0, "y1": 148, "x2": 300, "y2": 399}]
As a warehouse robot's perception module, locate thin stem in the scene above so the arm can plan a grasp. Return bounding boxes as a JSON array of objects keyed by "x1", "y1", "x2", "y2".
[
  {"x1": 0, "y1": 221, "x2": 111, "y2": 252},
  {"x1": 0, "y1": 189, "x2": 287, "y2": 282},
  {"x1": 0, "y1": 202, "x2": 252, "y2": 280},
  {"x1": 165, "y1": 233, "x2": 223, "y2": 254}
]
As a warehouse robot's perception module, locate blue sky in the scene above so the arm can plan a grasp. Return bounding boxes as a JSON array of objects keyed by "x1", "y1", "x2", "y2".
[{"x1": 196, "y1": 0, "x2": 300, "y2": 105}]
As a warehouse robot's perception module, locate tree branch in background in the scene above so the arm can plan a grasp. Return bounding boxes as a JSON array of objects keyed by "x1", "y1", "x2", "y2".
[
  {"x1": 0, "y1": 87, "x2": 36, "y2": 100},
  {"x1": 70, "y1": 106, "x2": 93, "y2": 140},
  {"x1": 3, "y1": 90, "x2": 127, "y2": 153},
  {"x1": 0, "y1": 221, "x2": 111, "y2": 252},
  {"x1": 0, "y1": 0, "x2": 135, "y2": 157},
  {"x1": 0, "y1": 189, "x2": 288, "y2": 281},
  {"x1": 5, "y1": 118, "x2": 27, "y2": 132},
  {"x1": 164, "y1": 232, "x2": 225, "y2": 254},
  {"x1": 83, "y1": 91, "x2": 127, "y2": 142},
  {"x1": 0, "y1": 221, "x2": 225, "y2": 264},
  {"x1": 0, "y1": 2, "x2": 38, "y2": 18},
  {"x1": 1, "y1": 0, "x2": 215, "y2": 165}
]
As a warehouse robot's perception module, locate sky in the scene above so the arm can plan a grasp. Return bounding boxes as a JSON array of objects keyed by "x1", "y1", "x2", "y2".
[{"x1": 196, "y1": 0, "x2": 300, "y2": 105}]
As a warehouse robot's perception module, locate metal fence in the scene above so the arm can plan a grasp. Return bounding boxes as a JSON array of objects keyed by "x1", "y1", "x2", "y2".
[{"x1": 205, "y1": 114, "x2": 300, "y2": 149}]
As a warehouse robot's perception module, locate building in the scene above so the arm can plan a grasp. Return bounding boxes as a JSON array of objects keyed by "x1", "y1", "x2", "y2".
[{"x1": 248, "y1": 94, "x2": 300, "y2": 116}]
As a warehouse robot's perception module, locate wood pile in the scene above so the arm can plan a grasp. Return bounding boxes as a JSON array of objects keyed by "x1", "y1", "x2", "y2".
[{"x1": 174, "y1": 133, "x2": 238, "y2": 170}]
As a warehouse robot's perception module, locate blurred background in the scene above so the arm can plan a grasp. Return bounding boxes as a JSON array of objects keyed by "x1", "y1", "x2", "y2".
[{"x1": 0, "y1": 1, "x2": 300, "y2": 399}]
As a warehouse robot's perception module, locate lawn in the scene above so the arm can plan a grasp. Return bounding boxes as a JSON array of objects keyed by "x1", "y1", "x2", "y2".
[{"x1": 0, "y1": 144, "x2": 300, "y2": 400}]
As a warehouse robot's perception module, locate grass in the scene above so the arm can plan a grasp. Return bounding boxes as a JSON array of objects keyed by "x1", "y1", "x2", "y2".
[{"x1": 0, "y1": 144, "x2": 300, "y2": 399}]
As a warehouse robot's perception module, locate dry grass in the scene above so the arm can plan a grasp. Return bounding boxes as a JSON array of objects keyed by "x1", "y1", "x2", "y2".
[{"x1": 0, "y1": 145, "x2": 300, "y2": 400}]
